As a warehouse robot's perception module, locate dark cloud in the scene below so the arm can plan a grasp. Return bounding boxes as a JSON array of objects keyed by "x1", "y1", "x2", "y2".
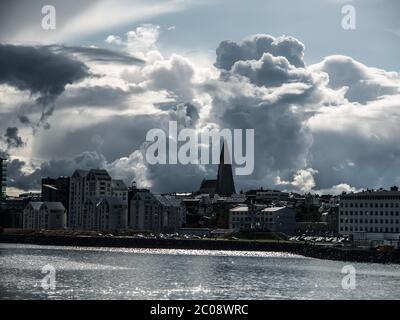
[
  {"x1": 231, "y1": 53, "x2": 312, "y2": 87},
  {"x1": 4, "y1": 31, "x2": 400, "y2": 194},
  {"x1": 0, "y1": 44, "x2": 89, "y2": 100},
  {"x1": 4, "y1": 127, "x2": 24, "y2": 148},
  {"x1": 47, "y1": 45, "x2": 145, "y2": 65},
  {"x1": 215, "y1": 34, "x2": 305, "y2": 71},
  {"x1": 0, "y1": 43, "x2": 90, "y2": 127},
  {"x1": 18, "y1": 115, "x2": 30, "y2": 124},
  {"x1": 7, "y1": 151, "x2": 107, "y2": 191}
]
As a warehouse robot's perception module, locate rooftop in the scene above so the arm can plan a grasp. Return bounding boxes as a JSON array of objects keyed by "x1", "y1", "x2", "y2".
[
  {"x1": 111, "y1": 179, "x2": 127, "y2": 190},
  {"x1": 342, "y1": 190, "x2": 400, "y2": 198}
]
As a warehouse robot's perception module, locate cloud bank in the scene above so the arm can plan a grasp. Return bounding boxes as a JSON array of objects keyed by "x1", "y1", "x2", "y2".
[{"x1": 2, "y1": 25, "x2": 400, "y2": 196}]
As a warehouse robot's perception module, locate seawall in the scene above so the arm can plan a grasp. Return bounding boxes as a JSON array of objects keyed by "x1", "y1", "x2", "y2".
[{"x1": 1, "y1": 234, "x2": 400, "y2": 264}]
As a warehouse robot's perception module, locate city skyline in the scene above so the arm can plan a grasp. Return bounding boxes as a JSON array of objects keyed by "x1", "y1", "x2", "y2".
[{"x1": 1, "y1": 0, "x2": 400, "y2": 198}]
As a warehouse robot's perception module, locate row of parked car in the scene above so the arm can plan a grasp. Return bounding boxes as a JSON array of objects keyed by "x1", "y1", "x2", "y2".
[
  {"x1": 289, "y1": 235, "x2": 349, "y2": 244},
  {"x1": 96, "y1": 232, "x2": 210, "y2": 240}
]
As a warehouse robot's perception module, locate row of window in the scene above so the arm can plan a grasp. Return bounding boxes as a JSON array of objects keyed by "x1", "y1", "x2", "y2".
[
  {"x1": 341, "y1": 202, "x2": 400, "y2": 208},
  {"x1": 231, "y1": 217, "x2": 274, "y2": 222},
  {"x1": 340, "y1": 219, "x2": 399, "y2": 224},
  {"x1": 340, "y1": 226, "x2": 400, "y2": 232},
  {"x1": 340, "y1": 211, "x2": 400, "y2": 216}
]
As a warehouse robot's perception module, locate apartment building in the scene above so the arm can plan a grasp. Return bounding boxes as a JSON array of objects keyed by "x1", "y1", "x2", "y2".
[
  {"x1": 82, "y1": 197, "x2": 128, "y2": 231},
  {"x1": 229, "y1": 205, "x2": 296, "y2": 235},
  {"x1": 0, "y1": 157, "x2": 6, "y2": 201},
  {"x1": 23, "y1": 202, "x2": 67, "y2": 230},
  {"x1": 339, "y1": 189, "x2": 400, "y2": 235},
  {"x1": 111, "y1": 179, "x2": 128, "y2": 202},
  {"x1": 69, "y1": 170, "x2": 89, "y2": 229},
  {"x1": 69, "y1": 169, "x2": 127, "y2": 230},
  {"x1": 129, "y1": 189, "x2": 186, "y2": 233}
]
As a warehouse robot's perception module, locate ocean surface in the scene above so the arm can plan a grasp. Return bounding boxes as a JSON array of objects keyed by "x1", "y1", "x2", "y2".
[{"x1": 1, "y1": 243, "x2": 399, "y2": 300}]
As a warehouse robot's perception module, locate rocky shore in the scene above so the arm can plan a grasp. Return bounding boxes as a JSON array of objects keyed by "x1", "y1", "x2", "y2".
[{"x1": 1, "y1": 233, "x2": 400, "y2": 264}]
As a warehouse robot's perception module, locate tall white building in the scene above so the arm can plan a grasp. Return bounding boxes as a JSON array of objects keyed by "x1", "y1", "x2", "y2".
[
  {"x1": 23, "y1": 202, "x2": 67, "y2": 230},
  {"x1": 339, "y1": 190, "x2": 400, "y2": 235}
]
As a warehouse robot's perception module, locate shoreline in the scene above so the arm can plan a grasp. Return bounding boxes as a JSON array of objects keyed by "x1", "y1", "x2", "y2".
[{"x1": 1, "y1": 233, "x2": 400, "y2": 264}]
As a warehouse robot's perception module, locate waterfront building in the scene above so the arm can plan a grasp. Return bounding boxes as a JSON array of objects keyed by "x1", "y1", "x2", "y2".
[
  {"x1": 41, "y1": 176, "x2": 70, "y2": 215},
  {"x1": 69, "y1": 170, "x2": 89, "y2": 228},
  {"x1": 86, "y1": 169, "x2": 112, "y2": 198},
  {"x1": 23, "y1": 201, "x2": 67, "y2": 230},
  {"x1": 229, "y1": 205, "x2": 296, "y2": 235},
  {"x1": 1, "y1": 193, "x2": 41, "y2": 228},
  {"x1": 214, "y1": 194, "x2": 247, "y2": 228},
  {"x1": 82, "y1": 197, "x2": 128, "y2": 231},
  {"x1": 129, "y1": 189, "x2": 186, "y2": 233},
  {"x1": 339, "y1": 188, "x2": 400, "y2": 236},
  {"x1": 69, "y1": 169, "x2": 113, "y2": 229},
  {"x1": 111, "y1": 179, "x2": 128, "y2": 202},
  {"x1": 0, "y1": 157, "x2": 6, "y2": 201},
  {"x1": 245, "y1": 188, "x2": 290, "y2": 204}
]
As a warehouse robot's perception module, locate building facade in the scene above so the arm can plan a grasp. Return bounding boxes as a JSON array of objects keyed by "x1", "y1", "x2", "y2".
[
  {"x1": 229, "y1": 205, "x2": 296, "y2": 235},
  {"x1": 23, "y1": 202, "x2": 67, "y2": 230},
  {"x1": 129, "y1": 189, "x2": 186, "y2": 233},
  {"x1": 246, "y1": 189, "x2": 290, "y2": 204},
  {"x1": 0, "y1": 157, "x2": 6, "y2": 201},
  {"x1": 111, "y1": 179, "x2": 128, "y2": 202},
  {"x1": 69, "y1": 170, "x2": 89, "y2": 228},
  {"x1": 69, "y1": 169, "x2": 127, "y2": 230},
  {"x1": 82, "y1": 197, "x2": 128, "y2": 231},
  {"x1": 339, "y1": 190, "x2": 400, "y2": 235},
  {"x1": 42, "y1": 176, "x2": 70, "y2": 215}
]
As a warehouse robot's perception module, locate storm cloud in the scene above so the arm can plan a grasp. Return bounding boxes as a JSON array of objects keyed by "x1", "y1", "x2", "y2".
[
  {"x1": 3, "y1": 27, "x2": 400, "y2": 195},
  {"x1": 4, "y1": 127, "x2": 24, "y2": 149},
  {"x1": 0, "y1": 44, "x2": 90, "y2": 102},
  {"x1": 215, "y1": 34, "x2": 305, "y2": 70}
]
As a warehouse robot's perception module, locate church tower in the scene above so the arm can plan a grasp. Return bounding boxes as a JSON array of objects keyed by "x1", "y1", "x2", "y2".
[{"x1": 215, "y1": 142, "x2": 236, "y2": 196}]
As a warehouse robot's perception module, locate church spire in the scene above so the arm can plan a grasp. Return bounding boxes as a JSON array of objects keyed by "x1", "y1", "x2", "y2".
[{"x1": 216, "y1": 141, "x2": 236, "y2": 196}]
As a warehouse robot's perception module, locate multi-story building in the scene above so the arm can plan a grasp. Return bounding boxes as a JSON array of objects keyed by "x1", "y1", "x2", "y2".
[
  {"x1": 69, "y1": 169, "x2": 113, "y2": 229},
  {"x1": 0, "y1": 193, "x2": 40, "y2": 228},
  {"x1": 129, "y1": 189, "x2": 186, "y2": 233},
  {"x1": 155, "y1": 194, "x2": 186, "y2": 233},
  {"x1": 23, "y1": 202, "x2": 67, "y2": 230},
  {"x1": 82, "y1": 197, "x2": 128, "y2": 231},
  {"x1": 69, "y1": 170, "x2": 89, "y2": 228},
  {"x1": 246, "y1": 189, "x2": 290, "y2": 204},
  {"x1": 86, "y1": 169, "x2": 112, "y2": 198},
  {"x1": 339, "y1": 189, "x2": 400, "y2": 236},
  {"x1": 130, "y1": 189, "x2": 162, "y2": 232},
  {"x1": 0, "y1": 157, "x2": 6, "y2": 201},
  {"x1": 42, "y1": 176, "x2": 70, "y2": 215},
  {"x1": 111, "y1": 179, "x2": 128, "y2": 202},
  {"x1": 229, "y1": 205, "x2": 296, "y2": 235}
]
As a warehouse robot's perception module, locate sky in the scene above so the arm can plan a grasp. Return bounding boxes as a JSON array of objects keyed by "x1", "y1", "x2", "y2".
[{"x1": 0, "y1": 0, "x2": 400, "y2": 196}]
